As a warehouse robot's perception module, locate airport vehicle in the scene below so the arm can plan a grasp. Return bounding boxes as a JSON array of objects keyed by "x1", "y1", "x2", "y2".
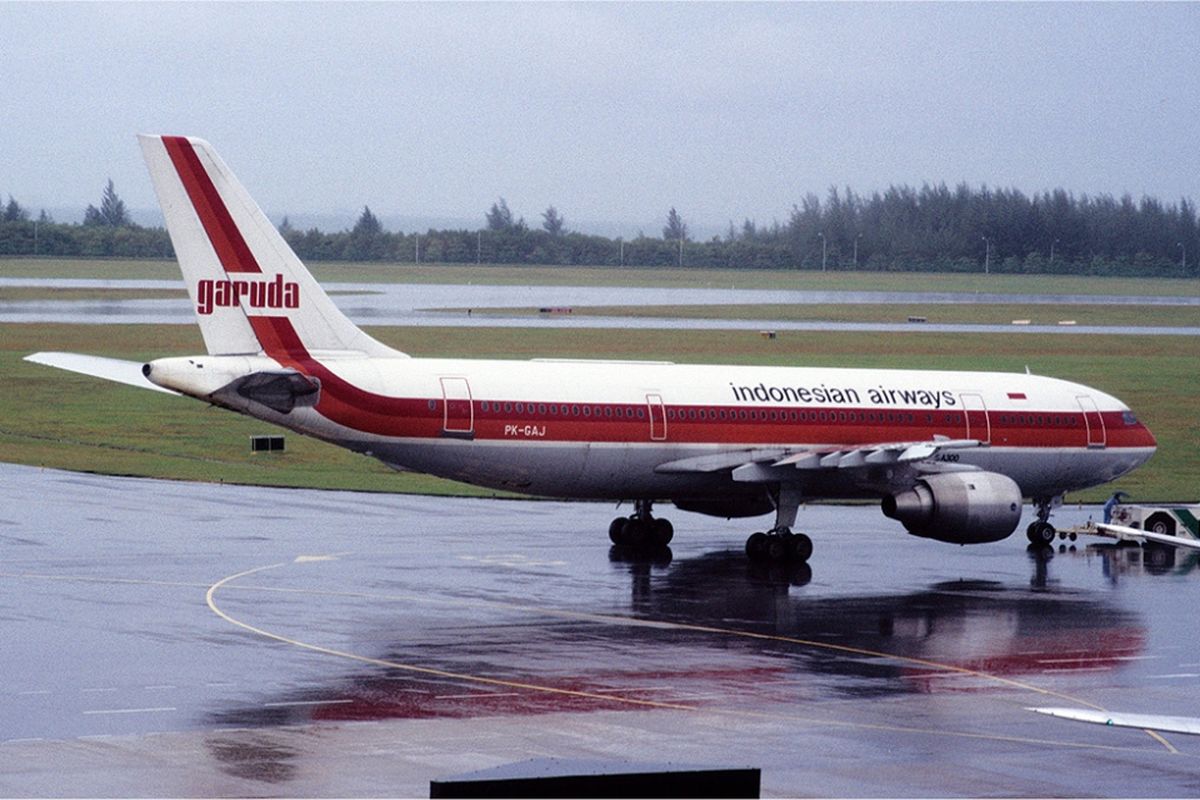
[
  {"x1": 26, "y1": 136, "x2": 1158, "y2": 562},
  {"x1": 1108, "y1": 502, "x2": 1200, "y2": 539}
]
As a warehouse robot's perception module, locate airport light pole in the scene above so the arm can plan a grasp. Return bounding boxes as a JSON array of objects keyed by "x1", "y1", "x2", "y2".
[
  {"x1": 1179, "y1": 242, "x2": 1187, "y2": 273},
  {"x1": 853, "y1": 234, "x2": 861, "y2": 268},
  {"x1": 1050, "y1": 238, "x2": 1058, "y2": 265},
  {"x1": 415, "y1": 233, "x2": 420, "y2": 264},
  {"x1": 477, "y1": 231, "x2": 481, "y2": 265},
  {"x1": 818, "y1": 232, "x2": 826, "y2": 272},
  {"x1": 981, "y1": 236, "x2": 991, "y2": 275}
]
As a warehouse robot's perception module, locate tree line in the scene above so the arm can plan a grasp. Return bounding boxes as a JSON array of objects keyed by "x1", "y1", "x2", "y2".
[
  {"x1": 0, "y1": 180, "x2": 172, "y2": 259},
  {"x1": 2, "y1": 180, "x2": 1197, "y2": 277}
]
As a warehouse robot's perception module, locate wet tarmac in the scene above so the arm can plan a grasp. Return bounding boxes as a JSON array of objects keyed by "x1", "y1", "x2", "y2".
[
  {"x1": 2, "y1": 462, "x2": 1200, "y2": 797},
  {"x1": 3, "y1": 279, "x2": 1199, "y2": 336}
]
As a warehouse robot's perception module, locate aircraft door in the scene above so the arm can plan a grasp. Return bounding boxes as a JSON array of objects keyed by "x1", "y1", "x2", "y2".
[
  {"x1": 1076, "y1": 395, "x2": 1106, "y2": 448},
  {"x1": 959, "y1": 393, "x2": 991, "y2": 445},
  {"x1": 440, "y1": 377, "x2": 474, "y2": 438},
  {"x1": 646, "y1": 393, "x2": 667, "y2": 441}
]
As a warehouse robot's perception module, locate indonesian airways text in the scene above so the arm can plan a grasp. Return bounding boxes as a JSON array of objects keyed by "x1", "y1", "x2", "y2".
[{"x1": 730, "y1": 382, "x2": 958, "y2": 409}]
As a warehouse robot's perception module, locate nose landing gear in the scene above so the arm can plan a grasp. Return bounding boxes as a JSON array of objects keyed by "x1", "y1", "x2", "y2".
[{"x1": 1025, "y1": 496, "x2": 1060, "y2": 545}]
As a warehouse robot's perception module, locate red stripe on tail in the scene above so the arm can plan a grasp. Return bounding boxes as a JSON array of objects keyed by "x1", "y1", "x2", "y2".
[
  {"x1": 248, "y1": 316, "x2": 309, "y2": 362},
  {"x1": 161, "y1": 136, "x2": 262, "y2": 275}
]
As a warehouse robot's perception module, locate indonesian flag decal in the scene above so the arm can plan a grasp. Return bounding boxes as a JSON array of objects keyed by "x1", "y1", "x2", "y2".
[{"x1": 1007, "y1": 392, "x2": 1028, "y2": 400}]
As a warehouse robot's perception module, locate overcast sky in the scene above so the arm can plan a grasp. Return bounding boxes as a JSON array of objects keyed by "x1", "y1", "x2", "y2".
[{"x1": 3, "y1": 2, "x2": 1198, "y2": 237}]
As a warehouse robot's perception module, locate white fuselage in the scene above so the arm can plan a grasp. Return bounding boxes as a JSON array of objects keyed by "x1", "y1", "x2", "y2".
[{"x1": 148, "y1": 353, "x2": 1157, "y2": 504}]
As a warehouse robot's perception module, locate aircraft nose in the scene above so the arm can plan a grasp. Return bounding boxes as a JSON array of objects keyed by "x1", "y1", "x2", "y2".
[
  {"x1": 1121, "y1": 409, "x2": 1156, "y2": 451},
  {"x1": 1140, "y1": 422, "x2": 1158, "y2": 450}
]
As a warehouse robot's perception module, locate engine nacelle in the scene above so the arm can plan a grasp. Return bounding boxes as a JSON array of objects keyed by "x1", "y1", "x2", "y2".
[{"x1": 882, "y1": 471, "x2": 1022, "y2": 544}]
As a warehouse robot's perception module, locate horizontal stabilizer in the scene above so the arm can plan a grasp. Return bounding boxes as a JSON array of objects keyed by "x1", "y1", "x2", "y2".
[
  {"x1": 1030, "y1": 706, "x2": 1200, "y2": 735},
  {"x1": 25, "y1": 352, "x2": 177, "y2": 395}
]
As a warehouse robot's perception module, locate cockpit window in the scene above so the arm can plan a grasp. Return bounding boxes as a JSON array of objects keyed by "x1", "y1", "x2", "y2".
[{"x1": 1122, "y1": 411, "x2": 1138, "y2": 426}]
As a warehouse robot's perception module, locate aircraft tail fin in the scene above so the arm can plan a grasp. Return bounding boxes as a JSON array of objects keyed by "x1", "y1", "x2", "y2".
[{"x1": 138, "y1": 135, "x2": 403, "y2": 359}]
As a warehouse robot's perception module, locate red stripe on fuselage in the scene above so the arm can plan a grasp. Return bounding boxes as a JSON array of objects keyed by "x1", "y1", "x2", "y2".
[
  {"x1": 250, "y1": 316, "x2": 437, "y2": 437},
  {"x1": 161, "y1": 136, "x2": 262, "y2": 275},
  {"x1": 246, "y1": 318, "x2": 1155, "y2": 450}
]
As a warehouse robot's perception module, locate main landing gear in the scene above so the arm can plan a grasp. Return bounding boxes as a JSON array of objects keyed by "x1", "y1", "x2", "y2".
[
  {"x1": 746, "y1": 528, "x2": 813, "y2": 563},
  {"x1": 1025, "y1": 496, "x2": 1058, "y2": 545},
  {"x1": 609, "y1": 499, "x2": 674, "y2": 548},
  {"x1": 746, "y1": 486, "x2": 812, "y2": 564}
]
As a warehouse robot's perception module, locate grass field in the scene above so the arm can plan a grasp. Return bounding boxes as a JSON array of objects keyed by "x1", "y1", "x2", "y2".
[
  {"x1": 3, "y1": 321, "x2": 1195, "y2": 503},
  {"x1": 4, "y1": 256, "x2": 1200, "y2": 296}
]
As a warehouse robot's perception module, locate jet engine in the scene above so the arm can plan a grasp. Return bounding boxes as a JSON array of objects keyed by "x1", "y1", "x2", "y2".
[{"x1": 881, "y1": 471, "x2": 1022, "y2": 544}]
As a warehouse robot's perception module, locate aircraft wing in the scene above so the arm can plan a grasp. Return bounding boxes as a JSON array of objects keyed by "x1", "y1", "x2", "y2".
[
  {"x1": 655, "y1": 438, "x2": 982, "y2": 483},
  {"x1": 24, "y1": 352, "x2": 179, "y2": 395}
]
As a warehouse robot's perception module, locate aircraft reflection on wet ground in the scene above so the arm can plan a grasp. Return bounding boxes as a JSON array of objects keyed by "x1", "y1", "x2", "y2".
[{"x1": 207, "y1": 545, "x2": 1146, "y2": 734}]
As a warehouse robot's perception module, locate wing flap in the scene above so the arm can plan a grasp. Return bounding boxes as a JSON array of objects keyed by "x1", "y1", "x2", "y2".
[
  {"x1": 655, "y1": 438, "x2": 983, "y2": 483},
  {"x1": 654, "y1": 448, "x2": 796, "y2": 474}
]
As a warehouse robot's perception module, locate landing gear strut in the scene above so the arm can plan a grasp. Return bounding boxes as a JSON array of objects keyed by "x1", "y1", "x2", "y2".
[
  {"x1": 609, "y1": 499, "x2": 674, "y2": 548},
  {"x1": 746, "y1": 486, "x2": 812, "y2": 563},
  {"x1": 1025, "y1": 496, "x2": 1058, "y2": 545}
]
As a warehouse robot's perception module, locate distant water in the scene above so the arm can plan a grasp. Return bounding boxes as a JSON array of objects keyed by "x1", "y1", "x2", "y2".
[{"x1": 2, "y1": 278, "x2": 1198, "y2": 335}]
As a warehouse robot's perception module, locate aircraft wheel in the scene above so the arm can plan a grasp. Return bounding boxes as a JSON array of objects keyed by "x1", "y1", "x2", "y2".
[
  {"x1": 622, "y1": 518, "x2": 650, "y2": 547},
  {"x1": 746, "y1": 532, "x2": 768, "y2": 559},
  {"x1": 609, "y1": 517, "x2": 628, "y2": 545},
  {"x1": 789, "y1": 532, "x2": 814, "y2": 563},
  {"x1": 765, "y1": 536, "x2": 788, "y2": 561},
  {"x1": 1026, "y1": 521, "x2": 1055, "y2": 545},
  {"x1": 652, "y1": 518, "x2": 674, "y2": 547}
]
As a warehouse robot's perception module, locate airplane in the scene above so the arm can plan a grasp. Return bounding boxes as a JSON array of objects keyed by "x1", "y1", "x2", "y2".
[{"x1": 26, "y1": 135, "x2": 1158, "y2": 563}]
